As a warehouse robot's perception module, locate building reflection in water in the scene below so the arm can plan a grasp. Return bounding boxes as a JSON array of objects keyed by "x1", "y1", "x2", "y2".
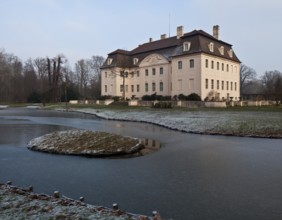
[{"x1": 137, "y1": 138, "x2": 161, "y2": 156}]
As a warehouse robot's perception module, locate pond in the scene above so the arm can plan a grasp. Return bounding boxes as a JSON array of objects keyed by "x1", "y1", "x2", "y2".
[{"x1": 0, "y1": 108, "x2": 282, "y2": 220}]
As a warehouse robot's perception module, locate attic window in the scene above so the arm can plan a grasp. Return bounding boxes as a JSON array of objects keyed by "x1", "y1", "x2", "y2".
[
  {"x1": 107, "y1": 58, "x2": 113, "y2": 65},
  {"x1": 228, "y1": 49, "x2": 233, "y2": 58},
  {"x1": 133, "y1": 58, "x2": 139, "y2": 65},
  {"x1": 219, "y1": 46, "x2": 224, "y2": 55},
  {"x1": 183, "y1": 42, "x2": 191, "y2": 52},
  {"x1": 209, "y1": 42, "x2": 214, "y2": 52}
]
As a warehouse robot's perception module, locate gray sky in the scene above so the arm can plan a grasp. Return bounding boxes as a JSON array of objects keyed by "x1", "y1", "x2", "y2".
[{"x1": 1, "y1": 0, "x2": 281, "y2": 75}]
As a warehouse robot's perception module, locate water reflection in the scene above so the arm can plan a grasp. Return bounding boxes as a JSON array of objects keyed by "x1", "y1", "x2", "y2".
[
  {"x1": 1, "y1": 109, "x2": 282, "y2": 220},
  {"x1": 0, "y1": 124, "x2": 72, "y2": 146},
  {"x1": 138, "y1": 138, "x2": 161, "y2": 156}
]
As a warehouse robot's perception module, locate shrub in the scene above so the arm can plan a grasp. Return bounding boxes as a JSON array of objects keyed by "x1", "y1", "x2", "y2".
[
  {"x1": 100, "y1": 95, "x2": 112, "y2": 100},
  {"x1": 142, "y1": 93, "x2": 169, "y2": 101},
  {"x1": 186, "y1": 93, "x2": 201, "y2": 101},
  {"x1": 178, "y1": 94, "x2": 186, "y2": 101},
  {"x1": 178, "y1": 93, "x2": 201, "y2": 101}
]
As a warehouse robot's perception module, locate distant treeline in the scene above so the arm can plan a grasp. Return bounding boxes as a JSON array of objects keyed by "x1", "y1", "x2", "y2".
[{"x1": 0, "y1": 48, "x2": 105, "y2": 103}]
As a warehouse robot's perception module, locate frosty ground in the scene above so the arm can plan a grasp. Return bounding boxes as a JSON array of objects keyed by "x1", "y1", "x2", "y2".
[
  {"x1": 0, "y1": 183, "x2": 158, "y2": 220},
  {"x1": 72, "y1": 108, "x2": 282, "y2": 138}
]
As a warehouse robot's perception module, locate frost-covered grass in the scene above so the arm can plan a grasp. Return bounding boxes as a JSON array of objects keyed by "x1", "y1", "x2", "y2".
[
  {"x1": 72, "y1": 108, "x2": 282, "y2": 138},
  {"x1": 0, "y1": 184, "x2": 156, "y2": 220},
  {"x1": 27, "y1": 130, "x2": 142, "y2": 157}
]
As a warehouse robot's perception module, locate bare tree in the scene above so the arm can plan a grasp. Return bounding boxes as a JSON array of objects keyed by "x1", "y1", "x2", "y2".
[
  {"x1": 261, "y1": 70, "x2": 282, "y2": 104},
  {"x1": 23, "y1": 59, "x2": 38, "y2": 102},
  {"x1": 47, "y1": 56, "x2": 63, "y2": 102},
  {"x1": 75, "y1": 59, "x2": 90, "y2": 100},
  {"x1": 240, "y1": 64, "x2": 257, "y2": 95},
  {"x1": 0, "y1": 50, "x2": 23, "y2": 102},
  {"x1": 89, "y1": 55, "x2": 105, "y2": 99}
]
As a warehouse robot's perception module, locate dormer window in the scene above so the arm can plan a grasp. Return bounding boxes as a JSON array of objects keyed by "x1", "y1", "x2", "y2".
[
  {"x1": 219, "y1": 46, "x2": 224, "y2": 55},
  {"x1": 133, "y1": 58, "x2": 139, "y2": 65},
  {"x1": 107, "y1": 58, "x2": 113, "y2": 65},
  {"x1": 228, "y1": 49, "x2": 233, "y2": 58},
  {"x1": 183, "y1": 42, "x2": 191, "y2": 52},
  {"x1": 209, "y1": 42, "x2": 214, "y2": 52}
]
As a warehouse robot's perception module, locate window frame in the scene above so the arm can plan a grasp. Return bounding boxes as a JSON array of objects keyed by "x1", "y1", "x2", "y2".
[
  {"x1": 178, "y1": 61, "x2": 183, "y2": 70},
  {"x1": 152, "y1": 82, "x2": 156, "y2": 92},
  {"x1": 190, "y1": 59, "x2": 195, "y2": 68},
  {"x1": 160, "y1": 82, "x2": 164, "y2": 92}
]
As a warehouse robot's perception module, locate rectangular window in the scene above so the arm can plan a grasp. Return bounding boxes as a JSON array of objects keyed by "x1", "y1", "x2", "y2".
[
  {"x1": 205, "y1": 79, "x2": 208, "y2": 89},
  {"x1": 211, "y1": 61, "x2": 214, "y2": 69},
  {"x1": 235, "y1": 82, "x2": 237, "y2": 91},
  {"x1": 152, "y1": 82, "x2": 156, "y2": 92},
  {"x1": 105, "y1": 72, "x2": 107, "y2": 78},
  {"x1": 226, "y1": 81, "x2": 229, "y2": 90},
  {"x1": 231, "y1": 82, "x2": 233, "y2": 91},
  {"x1": 217, "y1": 80, "x2": 219, "y2": 90},
  {"x1": 222, "y1": 63, "x2": 224, "y2": 71},
  {"x1": 131, "y1": 85, "x2": 134, "y2": 92},
  {"x1": 205, "y1": 59, "x2": 209, "y2": 68},
  {"x1": 137, "y1": 84, "x2": 140, "y2": 92},
  {"x1": 217, "y1": 62, "x2": 219, "y2": 70},
  {"x1": 152, "y1": 68, "x2": 156, "y2": 75},
  {"x1": 120, "y1": 85, "x2": 123, "y2": 92},
  {"x1": 145, "y1": 83, "x2": 148, "y2": 92},
  {"x1": 227, "y1": 64, "x2": 229, "y2": 72},
  {"x1": 222, "y1": 81, "x2": 224, "y2": 90},
  {"x1": 137, "y1": 71, "x2": 140, "y2": 77},
  {"x1": 190, "y1": 59, "x2": 194, "y2": 68},
  {"x1": 160, "y1": 67, "x2": 163, "y2": 75},
  {"x1": 160, "y1": 82, "x2": 163, "y2": 92},
  {"x1": 145, "y1": 69, "x2": 149, "y2": 76},
  {"x1": 105, "y1": 85, "x2": 107, "y2": 93},
  {"x1": 125, "y1": 85, "x2": 128, "y2": 92},
  {"x1": 178, "y1": 61, "x2": 182, "y2": 69},
  {"x1": 211, "y1": 79, "x2": 214, "y2": 90}
]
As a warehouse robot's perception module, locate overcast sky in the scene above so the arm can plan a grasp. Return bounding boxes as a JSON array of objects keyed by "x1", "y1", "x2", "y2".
[{"x1": 1, "y1": 0, "x2": 281, "y2": 75}]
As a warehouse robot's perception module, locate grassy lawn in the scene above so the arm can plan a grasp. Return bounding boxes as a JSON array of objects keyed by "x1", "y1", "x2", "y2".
[
  {"x1": 45, "y1": 102, "x2": 282, "y2": 112},
  {"x1": 2, "y1": 102, "x2": 282, "y2": 138}
]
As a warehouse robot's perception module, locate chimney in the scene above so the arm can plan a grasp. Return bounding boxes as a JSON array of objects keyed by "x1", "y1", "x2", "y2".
[
  {"x1": 213, "y1": 25, "x2": 220, "y2": 40},
  {"x1": 160, "y1": 34, "x2": 167, "y2": 40},
  {"x1": 177, "y1": 26, "x2": 184, "y2": 39},
  {"x1": 149, "y1": 37, "x2": 153, "y2": 42}
]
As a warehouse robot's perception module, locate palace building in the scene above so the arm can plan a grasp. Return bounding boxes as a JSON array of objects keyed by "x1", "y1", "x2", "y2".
[{"x1": 101, "y1": 25, "x2": 241, "y2": 101}]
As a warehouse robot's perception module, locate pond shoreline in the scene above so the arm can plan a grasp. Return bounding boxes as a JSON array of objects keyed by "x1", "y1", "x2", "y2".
[
  {"x1": 0, "y1": 182, "x2": 161, "y2": 220},
  {"x1": 70, "y1": 108, "x2": 282, "y2": 139}
]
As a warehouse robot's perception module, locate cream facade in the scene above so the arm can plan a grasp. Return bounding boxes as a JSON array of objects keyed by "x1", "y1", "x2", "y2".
[{"x1": 101, "y1": 25, "x2": 241, "y2": 101}]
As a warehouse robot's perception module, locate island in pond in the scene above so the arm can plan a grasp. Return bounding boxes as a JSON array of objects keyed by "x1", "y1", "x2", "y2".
[{"x1": 27, "y1": 130, "x2": 144, "y2": 158}]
